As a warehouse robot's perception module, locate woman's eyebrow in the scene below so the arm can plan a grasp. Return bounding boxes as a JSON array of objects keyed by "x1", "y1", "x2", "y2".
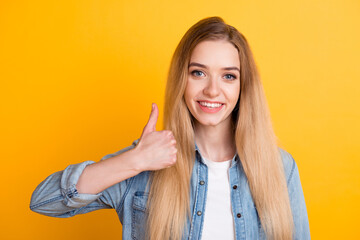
[{"x1": 188, "y1": 62, "x2": 240, "y2": 73}]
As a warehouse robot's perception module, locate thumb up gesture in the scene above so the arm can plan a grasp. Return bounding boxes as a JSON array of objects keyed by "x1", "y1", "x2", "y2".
[{"x1": 133, "y1": 103, "x2": 177, "y2": 172}]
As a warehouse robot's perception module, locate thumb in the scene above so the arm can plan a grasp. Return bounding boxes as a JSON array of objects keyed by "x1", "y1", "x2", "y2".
[{"x1": 141, "y1": 103, "x2": 159, "y2": 137}]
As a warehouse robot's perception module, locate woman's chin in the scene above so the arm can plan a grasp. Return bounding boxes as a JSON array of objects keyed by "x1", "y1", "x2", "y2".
[
  {"x1": 195, "y1": 119, "x2": 223, "y2": 128},
  {"x1": 193, "y1": 114, "x2": 233, "y2": 128}
]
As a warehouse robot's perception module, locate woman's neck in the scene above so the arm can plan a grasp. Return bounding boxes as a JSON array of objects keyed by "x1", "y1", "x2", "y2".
[{"x1": 194, "y1": 120, "x2": 236, "y2": 162}]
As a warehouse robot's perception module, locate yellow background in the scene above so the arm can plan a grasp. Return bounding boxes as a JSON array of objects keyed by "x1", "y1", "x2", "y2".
[{"x1": 1, "y1": 0, "x2": 359, "y2": 239}]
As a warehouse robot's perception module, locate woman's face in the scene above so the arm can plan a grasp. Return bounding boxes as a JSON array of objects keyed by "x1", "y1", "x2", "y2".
[{"x1": 184, "y1": 39, "x2": 240, "y2": 128}]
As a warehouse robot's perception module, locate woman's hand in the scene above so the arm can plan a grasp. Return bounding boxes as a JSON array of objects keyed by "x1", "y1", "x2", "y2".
[{"x1": 132, "y1": 103, "x2": 177, "y2": 172}]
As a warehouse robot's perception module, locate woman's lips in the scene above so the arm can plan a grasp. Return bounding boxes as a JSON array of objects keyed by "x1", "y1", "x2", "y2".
[{"x1": 197, "y1": 101, "x2": 224, "y2": 113}]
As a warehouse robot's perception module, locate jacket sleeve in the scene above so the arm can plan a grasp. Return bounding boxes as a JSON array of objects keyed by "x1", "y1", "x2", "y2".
[
  {"x1": 29, "y1": 140, "x2": 139, "y2": 218},
  {"x1": 286, "y1": 153, "x2": 311, "y2": 240}
]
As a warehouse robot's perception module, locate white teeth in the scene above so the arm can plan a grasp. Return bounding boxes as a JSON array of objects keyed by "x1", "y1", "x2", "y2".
[{"x1": 199, "y1": 101, "x2": 223, "y2": 108}]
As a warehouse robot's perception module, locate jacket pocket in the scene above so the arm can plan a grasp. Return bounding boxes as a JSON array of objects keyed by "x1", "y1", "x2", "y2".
[
  {"x1": 131, "y1": 191, "x2": 149, "y2": 240},
  {"x1": 254, "y1": 205, "x2": 266, "y2": 239}
]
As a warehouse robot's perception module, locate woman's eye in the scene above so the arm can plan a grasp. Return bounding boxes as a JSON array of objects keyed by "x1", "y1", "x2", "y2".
[
  {"x1": 191, "y1": 70, "x2": 205, "y2": 77},
  {"x1": 224, "y1": 74, "x2": 236, "y2": 80}
]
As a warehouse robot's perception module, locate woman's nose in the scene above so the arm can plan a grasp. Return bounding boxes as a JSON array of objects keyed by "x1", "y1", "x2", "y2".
[{"x1": 203, "y1": 78, "x2": 220, "y2": 97}]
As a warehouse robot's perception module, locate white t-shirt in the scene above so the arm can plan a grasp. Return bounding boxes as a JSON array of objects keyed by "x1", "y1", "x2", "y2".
[{"x1": 201, "y1": 157, "x2": 235, "y2": 240}]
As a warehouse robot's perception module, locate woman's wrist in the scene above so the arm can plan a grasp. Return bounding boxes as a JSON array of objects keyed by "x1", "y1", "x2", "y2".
[{"x1": 115, "y1": 147, "x2": 145, "y2": 174}]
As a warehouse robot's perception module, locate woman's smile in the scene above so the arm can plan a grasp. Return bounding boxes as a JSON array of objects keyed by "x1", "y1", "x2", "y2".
[{"x1": 197, "y1": 100, "x2": 224, "y2": 113}]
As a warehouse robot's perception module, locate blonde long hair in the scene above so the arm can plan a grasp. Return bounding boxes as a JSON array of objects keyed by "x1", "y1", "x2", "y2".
[{"x1": 147, "y1": 16, "x2": 294, "y2": 240}]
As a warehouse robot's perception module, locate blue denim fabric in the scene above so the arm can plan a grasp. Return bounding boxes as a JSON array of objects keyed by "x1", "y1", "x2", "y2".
[{"x1": 30, "y1": 139, "x2": 310, "y2": 239}]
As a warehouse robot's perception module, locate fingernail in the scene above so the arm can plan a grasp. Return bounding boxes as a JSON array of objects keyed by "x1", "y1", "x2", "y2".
[{"x1": 152, "y1": 103, "x2": 154, "y2": 111}]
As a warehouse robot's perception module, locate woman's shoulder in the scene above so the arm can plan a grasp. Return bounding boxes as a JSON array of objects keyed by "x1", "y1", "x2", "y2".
[{"x1": 278, "y1": 147, "x2": 297, "y2": 184}]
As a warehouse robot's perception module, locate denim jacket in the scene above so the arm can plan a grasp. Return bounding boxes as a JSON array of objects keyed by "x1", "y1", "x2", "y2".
[{"x1": 30, "y1": 139, "x2": 310, "y2": 239}]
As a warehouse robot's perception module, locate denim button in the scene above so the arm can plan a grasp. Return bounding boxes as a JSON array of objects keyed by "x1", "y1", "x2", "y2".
[
  {"x1": 237, "y1": 213, "x2": 242, "y2": 218},
  {"x1": 200, "y1": 180, "x2": 205, "y2": 185},
  {"x1": 67, "y1": 189, "x2": 77, "y2": 198},
  {"x1": 197, "y1": 211, "x2": 202, "y2": 216},
  {"x1": 233, "y1": 185, "x2": 238, "y2": 189}
]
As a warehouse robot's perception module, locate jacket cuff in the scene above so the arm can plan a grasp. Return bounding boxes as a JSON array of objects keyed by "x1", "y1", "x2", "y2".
[{"x1": 60, "y1": 160, "x2": 102, "y2": 208}]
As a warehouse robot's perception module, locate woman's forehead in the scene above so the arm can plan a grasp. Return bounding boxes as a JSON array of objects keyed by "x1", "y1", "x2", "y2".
[{"x1": 189, "y1": 40, "x2": 240, "y2": 69}]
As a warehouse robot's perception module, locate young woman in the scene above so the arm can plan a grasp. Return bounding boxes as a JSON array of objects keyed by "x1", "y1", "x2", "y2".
[{"x1": 30, "y1": 16, "x2": 310, "y2": 240}]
